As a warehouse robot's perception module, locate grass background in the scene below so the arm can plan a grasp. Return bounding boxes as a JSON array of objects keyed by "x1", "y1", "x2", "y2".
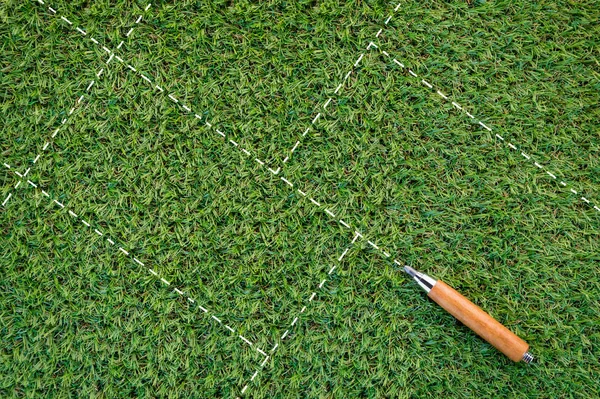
[{"x1": 1, "y1": 0, "x2": 599, "y2": 397}]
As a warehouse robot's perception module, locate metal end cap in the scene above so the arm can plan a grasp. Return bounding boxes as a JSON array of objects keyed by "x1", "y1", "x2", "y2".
[{"x1": 522, "y1": 352, "x2": 534, "y2": 364}]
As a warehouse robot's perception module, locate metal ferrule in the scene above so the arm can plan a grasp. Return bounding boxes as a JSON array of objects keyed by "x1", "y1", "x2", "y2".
[
  {"x1": 403, "y1": 266, "x2": 437, "y2": 293},
  {"x1": 522, "y1": 352, "x2": 534, "y2": 363}
]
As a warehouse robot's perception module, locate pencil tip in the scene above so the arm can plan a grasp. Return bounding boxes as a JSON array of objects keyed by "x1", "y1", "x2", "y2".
[
  {"x1": 403, "y1": 265, "x2": 417, "y2": 277},
  {"x1": 403, "y1": 266, "x2": 436, "y2": 292}
]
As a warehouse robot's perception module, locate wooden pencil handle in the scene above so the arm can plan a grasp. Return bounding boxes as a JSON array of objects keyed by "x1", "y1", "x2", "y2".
[{"x1": 428, "y1": 280, "x2": 530, "y2": 362}]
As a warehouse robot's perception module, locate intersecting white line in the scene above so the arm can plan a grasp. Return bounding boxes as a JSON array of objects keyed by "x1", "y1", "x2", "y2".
[
  {"x1": 11, "y1": 0, "x2": 271, "y2": 361},
  {"x1": 2, "y1": 164, "x2": 269, "y2": 358},
  {"x1": 3, "y1": 1, "x2": 151, "y2": 208},
  {"x1": 3, "y1": 2, "x2": 414, "y2": 385},
  {"x1": 10, "y1": 0, "x2": 278, "y2": 361},
  {"x1": 25, "y1": 0, "x2": 416, "y2": 321},
  {"x1": 14, "y1": 1, "x2": 568, "y2": 396},
  {"x1": 371, "y1": 44, "x2": 600, "y2": 216},
  {"x1": 235, "y1": 5, "x2": 413, "y2": 395},
  {"x1": 236, "y1": 232, "x2": 362, "y2": 398},
  {"x1": 265, "y1": 5, "x2": 405, "y2": 175}
]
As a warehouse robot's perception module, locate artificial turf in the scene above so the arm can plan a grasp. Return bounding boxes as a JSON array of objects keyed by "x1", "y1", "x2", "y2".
[{"x1": 1, "y1": 0, "x2": 599, "y2": 397}]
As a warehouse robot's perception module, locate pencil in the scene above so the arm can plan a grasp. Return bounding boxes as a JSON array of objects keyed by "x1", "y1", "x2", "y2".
[{"x1": 404, "y1": 266, "x2": 533, "y2": 363}]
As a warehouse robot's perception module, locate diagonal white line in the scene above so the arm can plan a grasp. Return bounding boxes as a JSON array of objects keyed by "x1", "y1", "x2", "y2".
[{"x1": 6, "y1": 2, "x2": 152, "y2": 206}]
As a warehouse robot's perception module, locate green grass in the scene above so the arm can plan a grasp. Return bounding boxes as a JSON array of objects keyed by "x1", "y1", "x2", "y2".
[{"x1": 1, "y1": 0, "x2": 599, "y2": 397}]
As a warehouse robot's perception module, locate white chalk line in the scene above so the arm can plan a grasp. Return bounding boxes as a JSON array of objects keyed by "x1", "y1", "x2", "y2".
[
  {"x1": 236, "y1": 232, "x2": 362, "y2": 397},
  {"x1": 28, "y1": 2, "x2": 398, "y2": 262},
  {"x1": 27, "y1": 0, "x2": 271, "y2": 360},
  {"x1": 2, "y1": 162, "x2": 268, "y2": 359},
  {"x1": 8, "y1": 10, "x2": 410, "y2": 389},
  {"x1": 31, "y1": 0, "x2": 416, "y2": 393},
  {"x1": 25, "y1": 1, "x2": 600, "y2": 396},
  {"x1": 4, "y1": 1, "x2": 151, "y2": 208},
  {"x1": 263, "y1": 3, "x2": 405, "y2": 177},
  {"x1": 372, "y1": 44, "x2": 600, "y2": 216},
  {"x1": 236, "y1": 3, "x2": 408, "y2": 396},
  {"x1": 30, "y1": 2, "x2": 425, "y2": 285},
  {"x1": 33, "y1": 0, "x2": 412, "y2": 342},
  {"x1": 33, "y1": 0, "x2": 269, "y2": 172}
]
